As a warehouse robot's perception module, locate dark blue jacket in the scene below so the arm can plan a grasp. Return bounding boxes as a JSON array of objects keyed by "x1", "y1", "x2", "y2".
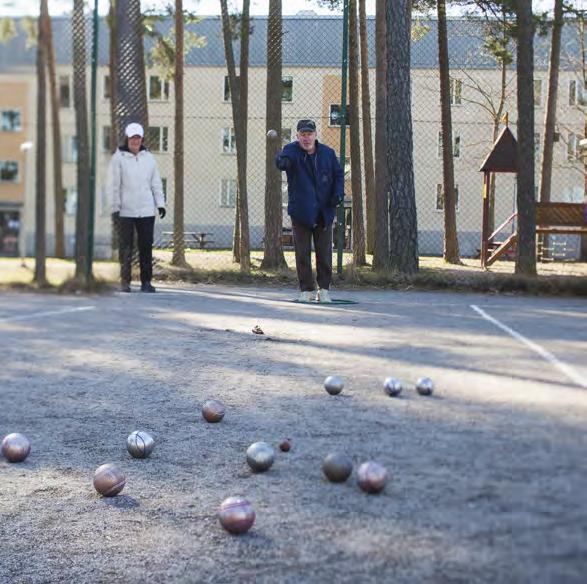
[{"x1": 276, "y1": 140, "x2": 344, "y2": 228}]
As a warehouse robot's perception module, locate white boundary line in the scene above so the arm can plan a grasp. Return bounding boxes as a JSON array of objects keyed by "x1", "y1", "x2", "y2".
[
  {"x1": 0, "y1": 306, "x2": 96, "y2": 323},
  {"x1": 470, "y1": 304, "x2": 587, "y2": 389}
]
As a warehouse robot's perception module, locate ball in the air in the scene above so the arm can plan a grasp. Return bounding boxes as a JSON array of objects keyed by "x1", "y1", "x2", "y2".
[
  {"x1": 324, "y1": 375, "x2": 344, "y2": 396},
  {"x1": 93, "y1": 463, "x2": 126, "y2": 497},
  {"x1": 1, "y1": 433, "x2": 31, "y2": 463},
  {"x1": 126, "y1": 430, "x2": 155, "y2": 459},
  {"x1": 415, "y1": 377, "x2": 434, "y2": 396},
  {"x1": 246, "y1": 441, "x2": 275, "y2": 472},
  {"x1": 266, "y1": 129, "x2": 278, "y2": 139},
  {"x1": 218, "y1": 497, "x2": 255, "y2": 534},
  {"x1": 357, "y1": 461, "x2": 388, "y2": 494},
  {"x1": 202, "y1": 399, "x2": 226, "y2": 423},
  {"x1": 322, "y1": 452, "x2": 353, "y2": 483}
]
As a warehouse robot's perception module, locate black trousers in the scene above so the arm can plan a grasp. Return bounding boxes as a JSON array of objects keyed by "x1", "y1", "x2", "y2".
[
  {"x1": 119, "y1": 216, "x2": 155, "y2": 285},
  {"x1": 292, "y1": 217, "x2": 333, "y2": 291}
]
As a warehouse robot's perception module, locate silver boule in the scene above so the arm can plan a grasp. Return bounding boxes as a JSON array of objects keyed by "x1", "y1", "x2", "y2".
[
  {"x1": 246, "y1": 441, "x2": 275, "y2": 472},
  {"x1": 126, "y1": 430, "x2": 155, "y2": 459},
  {"x1": 322, "y1": 453, "x2": 353, "y2": 483},
  {"x1": 357, "y1": 461, "x2": 388, "y2": 494},
  {"x1": 1, "y1": 433, "x2": 31, "y2": 463},
  {"x1": 324, "y1": 375, "x2": 344, "y2": 396},
  {"x1": 383, "y1": 377, "x2": 403, "y2": 397},
  {"x1": 415, "y1": 377, "x2": 434, "y2": 396},
  {"x1": 218, "y1": 496, "x2": 255, "y2": 534}
]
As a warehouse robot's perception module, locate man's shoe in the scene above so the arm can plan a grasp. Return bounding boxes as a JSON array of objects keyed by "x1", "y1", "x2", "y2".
[
  {"x1": 298, "y1": 290, "x2": 314, "y2": 302},
  {"x1": 121, "y1": 284, "x2": 131, "y2": 293},
  {"x1": 141, "y1": 283, "x2": 156, "y2": 293},
  {"x1": 317, "y1": 289, "x2": 332, "y2": 303}
]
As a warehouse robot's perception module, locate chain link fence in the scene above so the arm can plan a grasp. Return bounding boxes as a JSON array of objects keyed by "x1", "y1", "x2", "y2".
[{"x1": 1, "y1": 3, "x2": 585, "y2": 281}]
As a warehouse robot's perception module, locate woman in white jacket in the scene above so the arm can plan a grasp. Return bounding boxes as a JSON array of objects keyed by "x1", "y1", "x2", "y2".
[{"x1": 106, "y1": 122, "x2": 166, "y2": 293}]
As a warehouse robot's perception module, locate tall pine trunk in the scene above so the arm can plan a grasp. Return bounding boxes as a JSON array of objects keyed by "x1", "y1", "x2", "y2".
[
  {"x1": 437, "y1": 0, "x2": 460, "y2": 263},
  {"x1": 386, "y1": 0, "x2": 418, "y2": 273},
  {"x1": 349, "y1": 0, "x2": 366, "y2": 265},
  {"x1": 261, "y1": 0, "x2": 286, "y2": 270},
  {"x1": 514, "y1": 0, "x2": 537, "y2": 276},
  {"x1": 108, "y1": 0, "x2": 120, "y2": 260}
]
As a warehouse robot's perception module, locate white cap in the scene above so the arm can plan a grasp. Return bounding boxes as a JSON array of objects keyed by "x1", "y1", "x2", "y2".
[{"x1": 125, "y1": 122, "x2": 144, "y2": 138}]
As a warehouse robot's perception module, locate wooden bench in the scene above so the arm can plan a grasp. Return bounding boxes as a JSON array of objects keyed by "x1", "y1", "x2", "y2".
[
  {"x1": 535, "y1": 202, "x2": 587, "y2": 235},
  {"x1": 160, "y1": 231, "x2": 215, "y2": 249}
]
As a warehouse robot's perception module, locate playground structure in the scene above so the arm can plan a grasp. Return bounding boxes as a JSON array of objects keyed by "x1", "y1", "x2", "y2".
[{"x1": 479, "y1": 126, "x2": 587, "y2": 268}]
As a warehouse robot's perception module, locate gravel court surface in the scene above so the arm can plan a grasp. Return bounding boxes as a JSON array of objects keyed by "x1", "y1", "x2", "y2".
[{"x1": 0, "y1": 286, "x2": 586, "y2": 584}]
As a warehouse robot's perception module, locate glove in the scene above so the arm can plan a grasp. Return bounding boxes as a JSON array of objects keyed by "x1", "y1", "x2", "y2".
[
  {"x1": 275, "y1": 154, "x2": 292, "y2": 171},
  {"x1": 330, "y1": 194, "x2": 343, "y2": 208},
  {"x1": 158, "y1": 207, "x2": 166, "y2": 219}
]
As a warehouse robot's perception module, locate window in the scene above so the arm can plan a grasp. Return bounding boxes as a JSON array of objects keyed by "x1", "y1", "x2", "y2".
[
  {"x1": 148, "y1": 76, "x2": 170, "y2": 101},
  {"x1": 223, "y1": 75, "x2": 240, "y2": 102},
  {"x1": 103, "y1": 75, "x2": 111, "y2": 100},
  {"x1": 161, "y1": 178, "x2": 167, "y2": 202},
  {"x1": 329, "y1": 104, "x2": 350, "y2": 127},
  {"x1": 222, "y1": 127, "x2": 236, "y2": 154},
  {"x1": 0, "y1": 161, "x2": 19, "y2": 182},
  {"x1": 62, "y1": 136, "x2": 78, "y2": 163},
  {"x1": 435, "y1": 183, "x2": 459, "y2": 212},
  {"x1": 533, "y1": 79, "x2": 543, "y2": 107},
  {"x1": 65, "y1": 187, "x2": 77, "y2": 216},
  {"x1": 437, "y1": 131, "x2": 461, "y2": 158},
  {"x1": 281, "y1": 76, "x2": 293, "y2": 102},
  {"x1": 282, "y1": 181, "x2": 288, "y2": 207},
  {"x1": 220, "y1": 178, "x2": 237, "y2": 207},
  {"x1": 534, "y1": 132, "x2": 541, "y2": 158},
  {"x1": 569, "y1": 79, "x2": 583, "y2": 106},
  {"x1": 147, "y1": 126, "x2": 169, "y2": 152},
  {"x1": 102, "y1": 126, "x2": 112, "y2": 151},
  {"x1": 449, "y1": 77, "x2": 462, "y2": 106},
  {"x1": 567, "y1": 133, "x2": 578, "y2": 162},
  {"x1": 59, "y1": 75, "x2": 71, "y2": 108},
  {"x1": 1, "y1": 110, "x2": 21, "y2": 132}
]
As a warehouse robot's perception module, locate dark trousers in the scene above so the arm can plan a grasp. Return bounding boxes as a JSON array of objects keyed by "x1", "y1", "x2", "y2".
[
  {"x1": 292, "y1": 217, "x2": 333, "y2": 291},
  {"x1": 119, "y1": 216, "x2": 155, "y2": 285}
]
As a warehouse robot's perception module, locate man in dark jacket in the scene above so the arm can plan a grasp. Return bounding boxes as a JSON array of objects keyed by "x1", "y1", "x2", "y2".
[{"x1": 275, "y1": 119, "x2": 344, "y2": 302}]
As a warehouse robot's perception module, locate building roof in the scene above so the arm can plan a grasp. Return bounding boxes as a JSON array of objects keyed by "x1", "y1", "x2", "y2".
[
  {"x1": 479, "y1": 126, "x2": 518, "y2": 173},
  {"x1": 0, "y1": 15, "x2": 583, "y2": 72}
]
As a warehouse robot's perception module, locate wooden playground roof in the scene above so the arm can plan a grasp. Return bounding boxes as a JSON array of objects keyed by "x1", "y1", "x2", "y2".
[{"x1": 479, "y1": 126, "x2": 518, "y2": 173}]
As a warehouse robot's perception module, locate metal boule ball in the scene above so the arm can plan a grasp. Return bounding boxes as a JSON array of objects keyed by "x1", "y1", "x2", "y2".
[
  {"x1": 415, "y1": 377, "x2": 434, "y2": 396},
  {"x1": 383, "y1": 377, "x2": 403, "y2": 397},
  {"x1": 93, "y1": 463, "x2": 126, "y2": 497},
  {"x1": 126, "y1": 430, "x2": 155, "y2": 459},
  {"x1": 246, "y1": 441, "x2": 275, "y2": 472},
  {"x1": 279, "y1": 439, "x2": 291, "y2": 452},
  {"x1": 202, "y1": 399, "x2": 226, "y2": 423},
  {"x1": 357, "y1": 461, "x2": 388, "y2": 494},
  {"x1": 1, "y1": 433, "x2": 31, "y2": 463},
  {"x1": 324, "y1": 375, "x2": 344, "y2": 396},
  {"x1": 322, "y1": 453, "x2": 353, "y2": 483},
  {"x1": 218, "y1": 496, "x2": 255, "y2": 534},
  {"x1": 266, "y1": 129, "x2": 278, "y2": 140}
]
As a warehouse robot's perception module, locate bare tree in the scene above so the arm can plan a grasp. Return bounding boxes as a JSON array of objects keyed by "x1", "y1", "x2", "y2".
[
  {"x1": 349, "y1": 0, "x2": 366, "y2": 265},
  {"x1": 386, "y1": 0, "x2": 418, "y2": 273},
  {"x1": 41, "y1": 1, "x2": 65, "y2": 259},
  {"x1": 108, "y1": 0, "x2": 120, "y2": 260},
  {"x1": 359, "y1": 0, "x2": 375, "y2": 256},
  {"x1": 514, "y1": 0, "x2": 537, "y2": 276},
  {"x1": 261, "y1": 0, "x2": 287, "y2": 270},
  {"x1": 72, "y1": 0, "x2": 91, "y2": 283},
  {"x1": 373, "y1": 0, "x2": 389, "y2": 270},
  {"x1": 34, "y1": 2, "x2": 47, "y2": 286},
  {"x1": 437, "y1": 0, "x2": 460, "y2": 263}
]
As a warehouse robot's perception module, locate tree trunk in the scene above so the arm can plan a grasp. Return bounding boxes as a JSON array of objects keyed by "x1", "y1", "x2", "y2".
[
  {"x1": 514, "y1": 0, "x2": 537, "y2": 276},
  {"x1": 34, "y1": 3, "x2": 47, "y2": 286},
  {"x1": 72, "y1": 0, "x2": 91, "y2": 283},
  {"x1": 538, "y1": 0, "x2": 563, "y2": 260},
  {"x1": 349, "y1": 0, "x2": 366, "y2": 266},
  {"x1": 437, "y1": 0, "x2": 460, "y2": 264},
  {"x1": 386, "y1": 0, "x2": 418, "y2": 273},
  {"x1": 42, "y1": 1, "x2": 65, "y2": 259},
  {"x1": 171, "y1": 0, "x2": 187, "y2": 267},
  {"x1": 108, "y1": 0, "x2": 120, "y2": 261},
  {"x1": 261, "y1": 0, "x2": 287, "y2": 271},
  {"x1": 359, "y1": 0, "x2": 375, "y2": 257},
  {"x1": 580, "y1": 11, "x2": 587, "y2": 261},
  {"x1": 373, "y1": 0, "x2": 389, "y2": 270}
]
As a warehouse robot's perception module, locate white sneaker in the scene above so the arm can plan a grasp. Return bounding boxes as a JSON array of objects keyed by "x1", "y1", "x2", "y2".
[
  {"x1": 298, "y1": 291, "x2": 314, "y2": 302},
  {"x1": 317, "y1": 289, "x2": 332, "y2": 303}
]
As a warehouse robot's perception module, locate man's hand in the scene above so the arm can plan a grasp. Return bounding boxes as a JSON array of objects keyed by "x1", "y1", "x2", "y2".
[
  {"x1": 158, "y1": 207, "x2": 166, "y2": 219},
  {"x1": 330, "y1": 194, "x2": 343, "y2": 208},
  {"x1": 275, "y1": 154, "x2": 292, "y2": 171}
]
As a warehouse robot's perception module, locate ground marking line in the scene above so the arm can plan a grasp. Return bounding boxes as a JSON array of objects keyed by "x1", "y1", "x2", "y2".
[
  {"x1": 470, "y1": 304, "x2": 587, "y2": 389},
  {"x1": 0, "y1": 305, "x2": 96, "y2": 323}
]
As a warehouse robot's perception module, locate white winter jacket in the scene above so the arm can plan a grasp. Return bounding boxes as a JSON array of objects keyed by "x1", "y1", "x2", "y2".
[{"x1": 106, "y1": 147, "x2": 165, "y2": 218}]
